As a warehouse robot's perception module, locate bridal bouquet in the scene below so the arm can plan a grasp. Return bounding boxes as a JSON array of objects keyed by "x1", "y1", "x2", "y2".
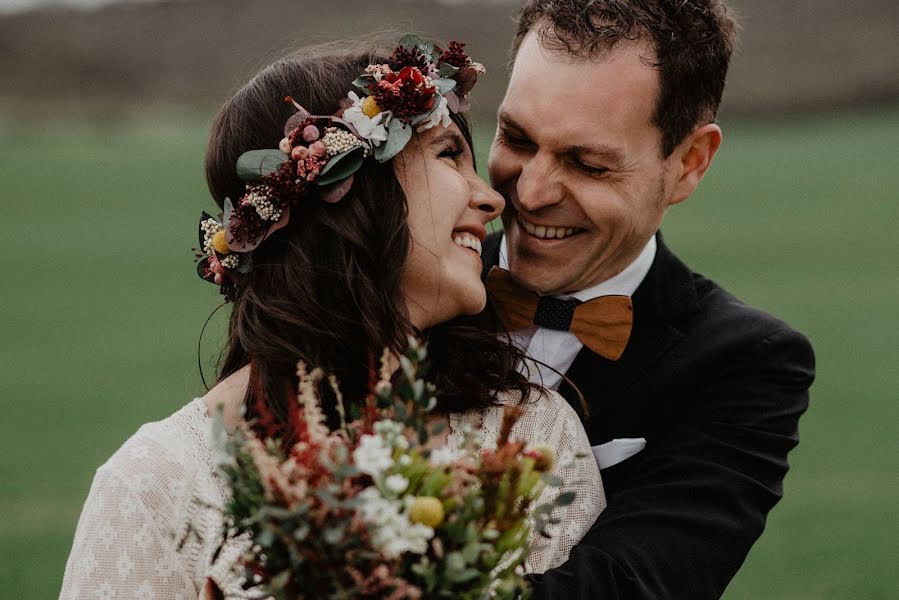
[{"x1": 208, "y1": 338, "x2": 574, "y2": 599}]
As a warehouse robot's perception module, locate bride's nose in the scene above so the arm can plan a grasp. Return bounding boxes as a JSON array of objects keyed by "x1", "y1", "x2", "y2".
[{"x1": 470, "y1": 176, "x2": 504, "y2": 222}]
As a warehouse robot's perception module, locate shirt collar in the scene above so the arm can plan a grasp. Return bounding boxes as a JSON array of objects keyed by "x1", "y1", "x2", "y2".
[{"x1": 498, "y1": 234, "x2": 657, "y2": 301}]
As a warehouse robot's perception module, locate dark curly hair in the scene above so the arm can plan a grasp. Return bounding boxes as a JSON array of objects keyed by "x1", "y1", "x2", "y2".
[
  {"x1": 204, "y1": 38, "x2": 535, "y2": 432},
  {"x1": 512, "y1": 0, "x2": 739, "y2": 156}
]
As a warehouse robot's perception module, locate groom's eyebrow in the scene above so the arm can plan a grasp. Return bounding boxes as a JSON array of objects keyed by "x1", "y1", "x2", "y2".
[
  {"x1": 566, "y1": 144, "x2": 627, "y2": 168},
  {"x1": 498, "y1": 113, "x2": 625, "y2": 167}
]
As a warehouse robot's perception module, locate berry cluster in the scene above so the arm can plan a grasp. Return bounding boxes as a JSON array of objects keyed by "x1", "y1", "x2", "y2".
[
  {"x1": 439, "y1": 41, "x2": 470, "y2": 68},
  {"x1": 387, "y1": 45, "x2": 430, "y2": 72},
  {"x1": 228, "y1": 197, "x2": 280, "y2": 246}
]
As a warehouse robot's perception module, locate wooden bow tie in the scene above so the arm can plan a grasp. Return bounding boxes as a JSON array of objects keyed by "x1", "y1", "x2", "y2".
[{"x1": 486, "y1": 267, "x2": 633, "y2": 361}]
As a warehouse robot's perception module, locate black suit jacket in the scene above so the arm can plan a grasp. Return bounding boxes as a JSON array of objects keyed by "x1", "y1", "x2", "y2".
[{"x1": 482, "y1": 232, "x2": 815, "y2": 599}]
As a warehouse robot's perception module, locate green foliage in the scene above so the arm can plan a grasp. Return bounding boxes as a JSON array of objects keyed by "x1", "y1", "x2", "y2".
[
  {"x1": 374, "y1": 119, "x2": 412, "y2": 163},
  {"x1": 236, "y1": 149, "x2": 289, "y2": 181},
  {"x1": 316, "y1": 146, "x2": 364, "y2": 186}
]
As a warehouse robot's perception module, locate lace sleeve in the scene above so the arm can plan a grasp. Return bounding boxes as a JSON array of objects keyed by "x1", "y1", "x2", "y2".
[
  {"x1": 523, "y1": 392, "x2": 606, "y2": 574},
  {"x1": 59, "y1": 466, "x2": 196, "y2": 600}
]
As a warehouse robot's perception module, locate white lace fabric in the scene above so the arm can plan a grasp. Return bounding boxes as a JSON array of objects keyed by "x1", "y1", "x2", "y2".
[
  {"x1": 60, "y1": 390, "x2": 605, "y2": 599},
  {"x1": 448, "y1": 389, "x2": 606, "y2": 573}
]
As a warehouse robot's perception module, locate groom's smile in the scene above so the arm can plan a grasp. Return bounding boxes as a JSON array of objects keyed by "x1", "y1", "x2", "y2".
[{"x1": 516, "y1": 213, "x2": 583, "y2": 240}]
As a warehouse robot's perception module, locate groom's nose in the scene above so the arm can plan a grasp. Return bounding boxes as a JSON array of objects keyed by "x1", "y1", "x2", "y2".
[{"x1": 516, "y1": 152, "x2": 564, "y2": 213}]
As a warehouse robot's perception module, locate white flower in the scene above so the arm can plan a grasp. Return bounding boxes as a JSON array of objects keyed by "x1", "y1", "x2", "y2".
[
  {"x1": 343, "y1": 91, "x2": 389, "y2": 147},
  {"x1": 384, "y1": 473, "x2": 409, "y2": 494},
  {"x1": 357, "y1": 488, "x2": 434, "y2": 558},
  {"x1": 417, "y1": 94, "x2": 451, "y2": 131},
  {"x1": 374, "y1": 419, "x2": 404, "y2": 438},
  {"x1": 353, "y1": 434, "x2": 394, "y2": 477},
  {"x1": 429, "y1": 445, "x2": 458, "y2": 467},
  {"x1": 374, "y1": 419, "x2": 409, "y2": 450}
]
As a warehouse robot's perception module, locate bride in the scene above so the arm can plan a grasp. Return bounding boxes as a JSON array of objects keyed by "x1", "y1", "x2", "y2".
[{"x1": 59, "y1": 36, "x2": 604, "y2": 598}]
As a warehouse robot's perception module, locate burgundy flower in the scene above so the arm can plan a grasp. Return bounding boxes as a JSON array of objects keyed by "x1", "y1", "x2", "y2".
[
  {"x1": 387, "y1": 45, "x2": 429, "y2": 72},
  {"x1": 369, "y1": 66, "x2": 437, "y2": 120},
  {"x1": 439, "y1": 41, "x2": 470, "y2": 68}
]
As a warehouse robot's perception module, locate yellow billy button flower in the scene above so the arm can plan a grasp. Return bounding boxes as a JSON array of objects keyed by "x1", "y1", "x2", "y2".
[
  {"x1": 212, "y1": 230, "x2": 230, "y2": 255},
  {"x1": 409, "y1": 496, "x2": 444, "y2": 528},
  {"x1": 361, "y1": 95, "x2": 381, "y2": 118}
]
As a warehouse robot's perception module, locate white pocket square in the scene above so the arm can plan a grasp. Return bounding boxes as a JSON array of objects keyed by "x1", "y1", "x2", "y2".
[{"x1": 592, "y1": 438, "x2": 646, "y2": 470}]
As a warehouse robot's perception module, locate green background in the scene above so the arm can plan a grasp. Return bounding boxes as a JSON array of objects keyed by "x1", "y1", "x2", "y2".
[{"x1": 1, "y1": 109, "x2": 897, "y2": 598}]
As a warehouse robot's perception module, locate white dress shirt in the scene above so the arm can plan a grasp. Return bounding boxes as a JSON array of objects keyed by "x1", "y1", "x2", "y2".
[{"x1": 498, "y1": 234, "x2": 657, "y2": 390}]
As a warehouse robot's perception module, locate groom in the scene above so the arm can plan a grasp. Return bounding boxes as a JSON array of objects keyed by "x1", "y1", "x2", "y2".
[{"x1": 482, "y1": 1, "x2": 815, "y2": 598}]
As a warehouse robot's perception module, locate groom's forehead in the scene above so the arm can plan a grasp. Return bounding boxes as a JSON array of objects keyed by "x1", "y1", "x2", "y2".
[{"x1": 503, "y1": 35, "x2": 660, "y2": 147}]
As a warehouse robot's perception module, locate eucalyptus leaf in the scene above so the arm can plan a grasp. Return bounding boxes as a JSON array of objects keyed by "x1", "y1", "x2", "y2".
[
  {"x1": 398, "y1": 33, "x2": 426, "y2": 51},
  {"x1": 352, "y1": 75, "x2": 374, "y2": 94},
  {"x1": 315, "y1": 489, "x2": 339, "y2": 508},
  {"x1": 447, "y1": 568, "x2": 480, "y2": 585},
  {"x1": 433, "y1": 78, "x2": 457, "y2": 95},
  {"x1": 374, "y1": 118, "x2": 412, "y2": 162},
  {"x1": 236, "y1": 149, "x2": 288, "y2": 181},
  {"x1": 236, "y1": 252, "x2": 253, "y2": 274},
  {"x1": 409, "y1": 111, "x2": 431, "y2": 126},
  {"x1": 437, "y1": 63, "x2": 460, "y2": 78},
  {"x1": 256, "y1": 528, "x2": 275, "y2": 547},
  {"x1": 317, "y1": 146, "x2": 364, "y2": 185},
  {"x1": 323, "y1": 525, "x2": 345, "y2": 544},
  {"x1": 542, "y1": 473, "x2": 563, "y2": 487},
  {"x1": 445, "y1": 551, "x2": 466, "y2": 573},
  {"x1": 461, "y1": 541, "x2": 481, "y2": 564},
  {"x1": 554, "y1": 491, "x2": 576, "y2": 507},
  {"x1": 223, "y1": 197, "x2": 234, "y2": 226},
  {"x1": 418, "y1": 39, "x2": 435, "y2": 57},
  {"x1": 269, "y1": 570, "x2": 292, "y2": 590}
]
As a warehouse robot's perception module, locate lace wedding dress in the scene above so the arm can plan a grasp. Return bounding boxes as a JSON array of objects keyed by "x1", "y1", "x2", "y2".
[{"x1": 59, "y1": 390, "x2": 605, "y2": 599}]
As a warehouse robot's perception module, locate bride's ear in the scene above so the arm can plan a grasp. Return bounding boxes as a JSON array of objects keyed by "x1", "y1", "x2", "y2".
[{"x1": 667, "y1": 123, "x2": 722, "y2": 206}]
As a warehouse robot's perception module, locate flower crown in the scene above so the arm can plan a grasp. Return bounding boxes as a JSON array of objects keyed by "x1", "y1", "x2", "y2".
[{"x1": 195, "y1": 36, "x2": 485, "y2": 297}]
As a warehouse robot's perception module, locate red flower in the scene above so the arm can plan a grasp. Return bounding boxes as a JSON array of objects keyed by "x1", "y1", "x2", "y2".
[
  {"x1": 396, "y1": 65, "x2": 426, "y2": 86},
  {"x1": 369, "y1": 66, "x2": 437, "y2": 120}
]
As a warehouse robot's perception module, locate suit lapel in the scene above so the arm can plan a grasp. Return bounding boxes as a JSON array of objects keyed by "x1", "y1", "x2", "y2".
[
  {"x1": 558, "y1": 233, "x2": 698, "y2": 424},
  {"x1": 481, "y1": 231, "x2": 503, "y2": 279}
]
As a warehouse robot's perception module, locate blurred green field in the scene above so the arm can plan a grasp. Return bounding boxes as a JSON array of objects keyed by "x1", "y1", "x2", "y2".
[{"x1": 1, "y1": 108, "x2": 897, "y2": 599}]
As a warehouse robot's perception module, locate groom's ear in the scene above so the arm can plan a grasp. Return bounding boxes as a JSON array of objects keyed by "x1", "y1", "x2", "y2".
[{"x1": 667, "y1": 123, "x2": 722, "y2": 206}]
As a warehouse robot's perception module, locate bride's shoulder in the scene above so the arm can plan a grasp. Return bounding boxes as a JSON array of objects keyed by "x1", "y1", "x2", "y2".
[
  {"x1": 97, "y1": 398, "x2": 211, "y2": 491},
  {"x1": 496, "y1": 387, "x2": 578, "y2": 417},
  {"x1": 493, "y1": 387, "x2": 585, "y2": 436}
]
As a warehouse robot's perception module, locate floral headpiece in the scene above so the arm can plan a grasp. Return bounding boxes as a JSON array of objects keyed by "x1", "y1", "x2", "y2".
[{"x1": 195, "y1": 36, "x2": 484, "y2": 297}]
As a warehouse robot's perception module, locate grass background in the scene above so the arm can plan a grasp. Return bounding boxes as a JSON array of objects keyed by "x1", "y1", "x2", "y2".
[{"x1": 1, "y1": 108, "x2": 897, "y2": 598}]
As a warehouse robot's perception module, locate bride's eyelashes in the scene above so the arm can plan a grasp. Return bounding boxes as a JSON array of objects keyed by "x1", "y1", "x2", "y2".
[{"x1": 438, "y1": 145, "x2": 464, "y2": 161}]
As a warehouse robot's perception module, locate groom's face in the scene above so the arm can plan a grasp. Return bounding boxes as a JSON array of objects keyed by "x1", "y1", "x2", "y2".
[{"x1": 489, "y1": 31, "x2": 677, "y2": 294}]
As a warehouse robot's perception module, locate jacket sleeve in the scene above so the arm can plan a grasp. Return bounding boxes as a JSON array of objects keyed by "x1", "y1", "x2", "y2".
[{"x1": 530, "y1": 328, "x2": 815, "y2": 599}]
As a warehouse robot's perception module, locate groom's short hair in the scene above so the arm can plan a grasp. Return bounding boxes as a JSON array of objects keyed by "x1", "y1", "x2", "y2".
[{"x1": 512, "y1": 0, "x2": 739, "y2": 156}]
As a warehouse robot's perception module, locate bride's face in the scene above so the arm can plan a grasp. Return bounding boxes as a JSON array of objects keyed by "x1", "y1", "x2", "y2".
[{"x1": 395, "y1": 122, "x2": 504, "y2": 330}]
